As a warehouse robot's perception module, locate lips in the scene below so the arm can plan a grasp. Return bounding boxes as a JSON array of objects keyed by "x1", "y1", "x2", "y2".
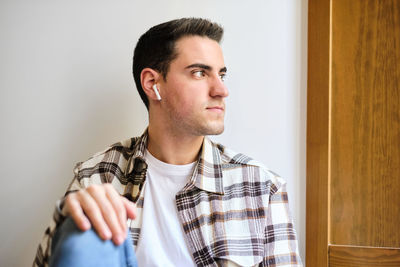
[
  {"x1": 206, "y1": 103, "x2": 225, "y2": 110},
  {"x1": 205, "y1": 105, "x2": 225, "y2": 116},
  {"x1": 206, "y1": 106, "x2": 224, "y2": 111}
]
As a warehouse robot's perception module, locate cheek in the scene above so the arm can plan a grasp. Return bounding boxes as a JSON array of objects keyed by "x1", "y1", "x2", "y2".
[
  {"x1": 166, "y1": 77, "x2": 208, "y2": 111},
  {"x1": 171, "y1": 85, "x2": 203, "y2": 107},
  {"x1": 176, "y1": 94, "x2": 198, "y2": 113},
  {"x1": 182, "y1": 90, "x2": 206, "y2": 112},
  {"x1": 165, "y1": 87, "x2": 194, "y2": 114}
]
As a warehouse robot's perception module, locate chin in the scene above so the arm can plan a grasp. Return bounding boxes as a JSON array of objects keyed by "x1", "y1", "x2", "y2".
[
  {"x1": 200, "y1": 123, "x2": 225, "y2": 136},
  {"x1": 211, "y1": 126, "x2": 224, "y2": 135},
  {"x1": 187, "y1": 118, "x2": 225, "y2": 136}
]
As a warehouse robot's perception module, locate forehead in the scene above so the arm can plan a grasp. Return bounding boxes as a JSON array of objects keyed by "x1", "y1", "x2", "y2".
[{"x1": 173, "y1": 36, "x2": 225, "y2": 67}]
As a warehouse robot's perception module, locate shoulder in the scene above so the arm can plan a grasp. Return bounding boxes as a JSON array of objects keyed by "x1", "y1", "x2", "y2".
[
  {"x1": 213, "y1": 140, "x2": 286, "y2": 192},
  {"x1": 73, "y1": 137, "x2": 139, "y2": 180}
]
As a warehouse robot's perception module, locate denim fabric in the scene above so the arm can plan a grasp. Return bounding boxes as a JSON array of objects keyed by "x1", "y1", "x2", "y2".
[{"x1": 49, "y1": 217, "x2": 138, "y2": 267}]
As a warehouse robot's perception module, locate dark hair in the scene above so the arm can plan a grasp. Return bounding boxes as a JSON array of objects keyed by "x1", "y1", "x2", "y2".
[{"x1": 132, "y1": 18, "x2": 224, "y2": 110}]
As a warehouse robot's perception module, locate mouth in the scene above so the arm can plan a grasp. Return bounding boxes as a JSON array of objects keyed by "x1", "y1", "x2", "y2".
[
  {"x1": 206, "y1": 106, "x2": 225, "y2": 113},
  {"x1": 207, "y1": 106, "x2": 224, "y2": 110}
]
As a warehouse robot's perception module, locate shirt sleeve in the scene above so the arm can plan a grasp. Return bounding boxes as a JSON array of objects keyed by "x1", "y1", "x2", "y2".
[
  {"x1": 32, "y1": 168, "x2": 83, "y2": 267},
  {"x1": 262, "y1": 181, "x2": 303, "y2": 267}
]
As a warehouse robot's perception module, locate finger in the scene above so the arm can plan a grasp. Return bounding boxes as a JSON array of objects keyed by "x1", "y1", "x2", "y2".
[
  {"x1": 78, "y1": 189, "x2": 112, "y2": 240},
  {"x1": 122, "y1": 197, "x2": 137, "y2": 220},
  {"x1": 104, "y1": 184, "x2": 127, "y2": 233},
  {"x1": 65, "y1": 193, "x2": 91, "y2": 231},
  {"x1": 87, "y1": 186, "x2": 124, "y2": 245}
]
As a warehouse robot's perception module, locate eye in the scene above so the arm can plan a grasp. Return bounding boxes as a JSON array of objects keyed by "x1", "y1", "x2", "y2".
[
  {"x1": 192, "y1": 70, "x2": 205, "y2": 78},
  {"x1": 219, "y1": 73, "x2": 227, "y2": 82}
]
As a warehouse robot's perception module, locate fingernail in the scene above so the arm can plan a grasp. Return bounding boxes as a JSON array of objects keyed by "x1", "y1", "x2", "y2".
[
  {"x1": 103, "y1": 229, "x2": 111, "y2": 239},
  {"x1": 82, "y1": 219, "x2": 90, "y2": 229},
  {"x1": 117, "y1": 235, "x2": 124, "y2": 245}
]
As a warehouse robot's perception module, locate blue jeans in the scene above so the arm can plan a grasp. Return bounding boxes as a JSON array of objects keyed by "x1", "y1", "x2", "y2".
[{"x1": 49, "y1": 217, "x2": 138, "y2": 267}]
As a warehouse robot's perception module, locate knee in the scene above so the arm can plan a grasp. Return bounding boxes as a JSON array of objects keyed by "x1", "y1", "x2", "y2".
[
  {"x1": 50, "y1": 217, "x2": 118, "y2": 266},
  {"x1": 56, "y1": 222, "x2": 103, "y2": 253}
]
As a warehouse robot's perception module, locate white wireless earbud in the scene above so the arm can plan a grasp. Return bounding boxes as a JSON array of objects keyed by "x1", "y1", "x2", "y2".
[{"x1": 152, "y1": 84, "x2": 161, "y2": 101}]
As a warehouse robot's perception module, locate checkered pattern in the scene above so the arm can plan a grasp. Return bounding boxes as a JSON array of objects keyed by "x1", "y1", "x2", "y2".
[{"x1": 33, "y1": 130, "x2": 302, "y2": 266}]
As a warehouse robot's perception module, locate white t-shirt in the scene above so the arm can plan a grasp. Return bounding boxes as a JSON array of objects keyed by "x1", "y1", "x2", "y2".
[{"x1": 135, "y1": 149, "x2": 197, "y2": 267}]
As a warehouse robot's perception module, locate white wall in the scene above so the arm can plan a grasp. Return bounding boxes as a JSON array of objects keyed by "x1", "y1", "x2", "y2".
[{"x1": 0, "y1": 1, "x2": 307, "y2": 266}]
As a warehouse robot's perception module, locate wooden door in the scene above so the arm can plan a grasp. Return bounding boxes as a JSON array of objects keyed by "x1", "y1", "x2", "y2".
[{"x1": 307, "y1": 1, "x2": 400, "y2": 266}]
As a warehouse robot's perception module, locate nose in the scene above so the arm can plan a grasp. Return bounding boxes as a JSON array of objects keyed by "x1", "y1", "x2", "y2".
[{"x1": 209, "y1": 75, "x2": 229, "y2": 98}]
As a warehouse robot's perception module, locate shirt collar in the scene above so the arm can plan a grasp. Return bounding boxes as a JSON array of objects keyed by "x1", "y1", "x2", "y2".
[
  {"x1": 124, "y1": 129, "x2": 225, "y2": 195},
  {"x1": 191, "y1": 136, "x2": 224, "y2": 194},
  {"x1": 124, "y1": 129, "x2": 148, "y2": 180}
]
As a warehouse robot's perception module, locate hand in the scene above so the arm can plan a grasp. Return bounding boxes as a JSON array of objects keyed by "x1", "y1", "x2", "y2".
[{"x1": 63, "y1": 184, "x2": 136, "y2": 245}]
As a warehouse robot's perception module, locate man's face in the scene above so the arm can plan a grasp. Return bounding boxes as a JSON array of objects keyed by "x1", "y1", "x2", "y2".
[{"x1": 158, "y1": 36, "x2": 228, "y2": 137}]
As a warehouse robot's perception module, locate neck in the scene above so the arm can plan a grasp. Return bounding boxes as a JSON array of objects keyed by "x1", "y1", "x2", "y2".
[{"x1": 147, "y1": 123, "x2": 204, "y2": 165}]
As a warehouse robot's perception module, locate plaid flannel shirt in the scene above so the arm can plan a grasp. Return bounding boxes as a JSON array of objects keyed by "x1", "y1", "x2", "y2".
[{"x1": 33, "y1": 130, "x2": 302, "y2": 267}]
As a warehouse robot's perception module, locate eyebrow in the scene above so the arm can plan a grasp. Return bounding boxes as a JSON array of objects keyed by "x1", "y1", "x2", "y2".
[{"x1": 185, "y1": 63, "x2": 227, "y2": 73}]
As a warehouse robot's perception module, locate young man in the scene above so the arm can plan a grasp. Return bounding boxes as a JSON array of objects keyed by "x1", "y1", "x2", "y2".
[{"x1": 34, "y1": 18, "x2": 302, "y2": 267}]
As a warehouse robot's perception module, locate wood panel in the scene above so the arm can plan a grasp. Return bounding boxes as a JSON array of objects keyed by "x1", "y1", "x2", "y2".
[
  {"x1": 306, "y1": 0, "x2": 331, "y2": 266},
  {"x1": 329, "y1": 245, "x2": 400, "y2": 267},
  {"x1": 330, "y1": 0, "x2": 400, "y2": 247}
]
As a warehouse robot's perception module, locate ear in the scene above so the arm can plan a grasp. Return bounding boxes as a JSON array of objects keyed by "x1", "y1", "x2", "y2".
[{"x1": 141, "y1": 68, "x2": 161, "y2": 101}]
